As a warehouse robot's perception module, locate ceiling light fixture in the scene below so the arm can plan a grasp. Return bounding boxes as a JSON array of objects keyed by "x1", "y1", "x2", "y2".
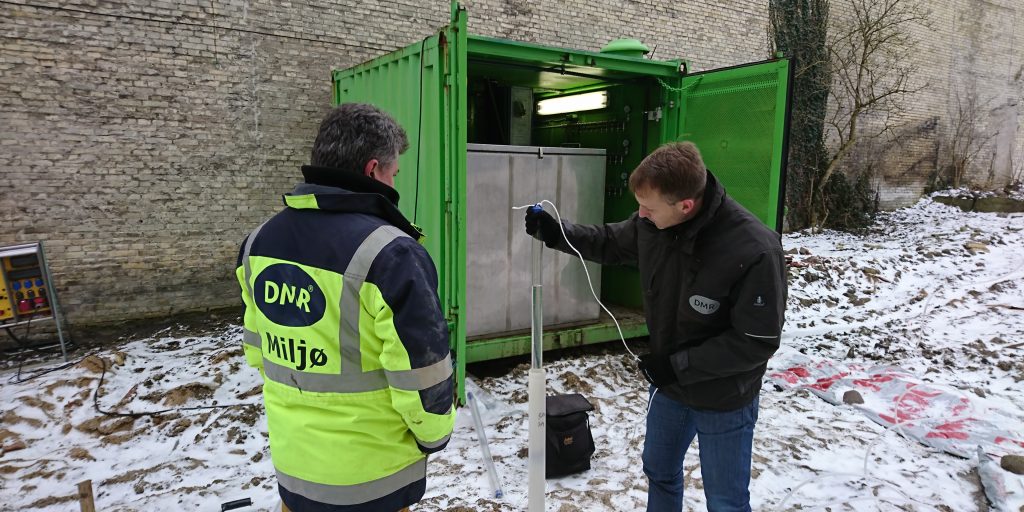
[{"x1": 536, "y1": 91, "x2": 609, "y2": 116}]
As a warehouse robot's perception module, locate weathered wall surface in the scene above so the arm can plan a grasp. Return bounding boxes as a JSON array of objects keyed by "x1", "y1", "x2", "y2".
[
  {"x1": 0, "y1": 0, "x2": 771, "y2": 333},
  {"x1": 826, "y1": 0, "x2": 1023, "y2": 207},
  {"x1": 1, "y1": 0, "x2": 1020, "y2": 334}
]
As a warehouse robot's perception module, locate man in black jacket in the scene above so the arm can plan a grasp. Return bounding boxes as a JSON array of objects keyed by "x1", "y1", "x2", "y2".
[{"x1": 525, "y1": 141, "x2": 786, "y2": 512}]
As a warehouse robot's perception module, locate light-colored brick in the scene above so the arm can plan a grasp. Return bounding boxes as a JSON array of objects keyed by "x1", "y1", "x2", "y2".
[{"x1": 0, "y1": 0, "x2": 1020, "y2": 335}]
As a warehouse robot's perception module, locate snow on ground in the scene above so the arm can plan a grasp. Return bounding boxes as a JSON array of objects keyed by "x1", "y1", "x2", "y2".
[{"x1": 1, "y1": 198, "x2": 1022, "y2": 511}]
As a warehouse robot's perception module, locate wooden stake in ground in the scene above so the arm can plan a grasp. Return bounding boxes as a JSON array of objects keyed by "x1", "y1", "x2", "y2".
[{"x1": 78, "y1": 480, "x2": 95, "y2": 512}]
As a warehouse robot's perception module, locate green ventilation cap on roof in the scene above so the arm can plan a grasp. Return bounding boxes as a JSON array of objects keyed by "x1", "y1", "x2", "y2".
[{"x1": 599, "y1": 39, "x2": 650, "y2": 58}]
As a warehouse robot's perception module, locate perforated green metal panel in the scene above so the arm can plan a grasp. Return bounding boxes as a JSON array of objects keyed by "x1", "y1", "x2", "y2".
[{"x1": 675, "y1": 60, "x2": 791, "y2": 230}]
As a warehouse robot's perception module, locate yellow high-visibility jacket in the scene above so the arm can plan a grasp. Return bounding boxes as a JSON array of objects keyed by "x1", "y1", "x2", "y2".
[{"x1": 236, "y1": 167, "x2": 456, "y2": 511}]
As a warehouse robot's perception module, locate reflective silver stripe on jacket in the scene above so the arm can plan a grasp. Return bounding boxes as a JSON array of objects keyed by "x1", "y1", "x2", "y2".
[
  {"x1": 254, "y1": 225, "x2": 408, "y2": 393},
  {"x1": 241, "y1": 223, "x2": 268, "y2": 351},
  {"x1": 276, "y1": 458, "x2": 426, "y2": 506},
  {"x1": 416, "y1": 432, "x2": 451, "y2": 449},
  {"x1": 385, "y1": 352, "x2": 453, "y2": 391},
  {"x1": 261, "y1": 349, "x2": 452, "y2": 393},
  {"x1": 261, "y1": 357, "x2": 388, "y2": 393},
  {"x1": 244, "y1": 223, "x2": 449, "y2": 395},
  {"x1": 339, "y1": 225, "x2": 408, "y2": 379},
  {"x1": 242, "y1": 328, "x2": 261, "y2": 349},
  {"x1": 241, "y1": 222, "x2": 268, "y2": 304}
]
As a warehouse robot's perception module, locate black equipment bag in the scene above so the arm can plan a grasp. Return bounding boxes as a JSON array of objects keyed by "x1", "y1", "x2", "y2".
[{"x1": 545, "y1": 393, "x2": 596, "y2": 478}]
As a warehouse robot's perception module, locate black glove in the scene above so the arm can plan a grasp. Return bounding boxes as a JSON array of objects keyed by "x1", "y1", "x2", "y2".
[
  {"x1": 638, "y1": 353, "x2": 678, "y2": 388},
  {"x1": 524, "y1": 207, "x2": 562, "y2": 248}
]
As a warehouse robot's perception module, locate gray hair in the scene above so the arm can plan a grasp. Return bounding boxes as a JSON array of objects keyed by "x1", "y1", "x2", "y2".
[{"x1": 310, "y1": 103, "x2": 409, "y2": 171}]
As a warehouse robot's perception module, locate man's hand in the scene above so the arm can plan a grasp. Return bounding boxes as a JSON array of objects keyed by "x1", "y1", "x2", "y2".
[
  {"x1": 638, "y1": 353, "x2": 677, "y2": 388},
  {"x1": 524, "y1": 207, "x2": 562, "y2": 248}
]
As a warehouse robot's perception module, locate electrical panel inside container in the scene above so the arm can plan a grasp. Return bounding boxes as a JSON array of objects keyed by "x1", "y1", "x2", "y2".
[
  {"x1": 464, "y1": 59, "x2": 669, "y2": 314},
  {"x1": 466, "y1": 75, "x2": 658, "y2": 187},
  {"x1": 465, "y1": 69, "x2": 660, "y2": 235}
]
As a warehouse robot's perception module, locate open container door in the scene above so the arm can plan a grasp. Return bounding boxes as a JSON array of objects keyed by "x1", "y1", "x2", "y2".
[
  {"x1": 673, "y1": 59, "x2": 793, "y2": 231},
  {"x1": 331, "y1": 5, "x2": 469, "y2": 399}
]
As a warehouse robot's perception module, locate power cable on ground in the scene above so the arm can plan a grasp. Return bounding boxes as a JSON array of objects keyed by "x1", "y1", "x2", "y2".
[
  {"x1": 7, "y1": 351, "x2": 84, "y2": 385},
  {"x1": 4, "y1": 346, "x2": 262, "y2": 416},
  {"x1": 92, "y1": 356, "x2": 260, "y2": 419}
]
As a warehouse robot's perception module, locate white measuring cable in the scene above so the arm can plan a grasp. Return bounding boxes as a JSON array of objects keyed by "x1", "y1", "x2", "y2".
[
  {"x1": 513, "y1": 200, "x2": 650, "y2": 455},
  {"x1": 513, "y1": 200, "x2": 638, "y2": 361}
]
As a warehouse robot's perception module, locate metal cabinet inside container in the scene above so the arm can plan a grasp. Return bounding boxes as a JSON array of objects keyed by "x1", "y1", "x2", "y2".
[{"x1": 466, "y1": 144, "x2": 605, "y2": 338}]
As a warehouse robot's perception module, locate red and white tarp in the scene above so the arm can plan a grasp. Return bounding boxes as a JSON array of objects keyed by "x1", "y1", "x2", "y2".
[
  {"x1": 770, "y1": 356, "x2": 1024, "y2": 509},
  {"x1": 768, "y1": 356, "x2": 1024, "y2": 459},
  {"x1": 979, "y1": 447, "x2": 1024, "y2": 512}
]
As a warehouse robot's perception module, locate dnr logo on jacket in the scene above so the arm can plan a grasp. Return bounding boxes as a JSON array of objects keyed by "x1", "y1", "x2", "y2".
[{"x1": 254, "y1": 264, "x2": 327, "y2": 327}]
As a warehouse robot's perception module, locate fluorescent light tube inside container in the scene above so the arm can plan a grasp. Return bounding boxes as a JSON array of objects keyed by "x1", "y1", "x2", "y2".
[{"x1": 536, "y1": 91, "x2": 608, "y2": 115}]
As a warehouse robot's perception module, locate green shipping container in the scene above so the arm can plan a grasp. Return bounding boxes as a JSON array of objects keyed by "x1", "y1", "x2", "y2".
[{"x1": 332, "y1": 4, "x2": 792, "y2": 401}]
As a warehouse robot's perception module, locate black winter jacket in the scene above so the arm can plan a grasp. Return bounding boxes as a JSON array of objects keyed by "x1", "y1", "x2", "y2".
[{"x1": 549, "y1": 171, "x2": 787, "y2": 410}]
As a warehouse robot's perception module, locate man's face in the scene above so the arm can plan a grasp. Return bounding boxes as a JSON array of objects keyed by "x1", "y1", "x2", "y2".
[
  {"x1": 366, "y1": 154, "x2": 400, "y2": 188},
  {"x1": 635, "y1": 188, "x2": 688, "y2": 230}
]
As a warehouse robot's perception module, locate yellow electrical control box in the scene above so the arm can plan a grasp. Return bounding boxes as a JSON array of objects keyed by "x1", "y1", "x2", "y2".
[
  {"x1": 0, "y1": 244, "x2": 54, "y2": 325},
  {"x1": 0, "y1": 276, "x2": 12, "y2": 321},
  {"x1": 0, "y1": 242, "x2": 69, "y2": 360}
]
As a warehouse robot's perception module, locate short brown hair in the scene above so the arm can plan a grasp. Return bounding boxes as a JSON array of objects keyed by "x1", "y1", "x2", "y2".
[{"x1": 628, "y1": 141, "x2": 707, "y2": 202}]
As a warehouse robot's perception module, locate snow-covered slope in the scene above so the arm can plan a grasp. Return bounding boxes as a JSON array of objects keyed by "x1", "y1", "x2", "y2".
[{"x1": 1, "y1": 199, "x2": 1021, "y2": 511}]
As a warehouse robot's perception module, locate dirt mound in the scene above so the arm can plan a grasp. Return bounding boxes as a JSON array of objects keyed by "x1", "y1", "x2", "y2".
[
  {"x1": 0, "y1": 429, "x2": 19, "y2": 444},
  {"x1": 1001, "y1": 455, "x2": 1024, "y2": 475},
  {"x1": 235, "y1": 384, "x2": 262, "y2": 400},
  {"x1": 78, "y1": 355, "x2": 111, "y2": 374},
  {"x1": 209, "y1": 348, "x2": 240, "y2": 365},
  {"x1": 44, "y1": 377, "x2": 95, "y2": 395},
  {"x1": 28, "y1": 495, "x2": 78, "y2": 508},
  {"x1": 76, "y1": 416, "x2": 135, "y2": 436},
  {"x1": 1, "y1": 411, "x2": 42, "y2": 429},
  {"x1": 164, "y1": 383, "x2": 214, "y2": 406},
  {"x1": 143, "y1": 383, "x2": 215, "y2": 406},
  {"x1": 2, "y1": 439, "x2": 27, "y2": 454},
  {"x1": 559, "y1": 371, "x2": 593, "y2": 394},
  {"x1": 68, "y1": 447, "x2": 96, "y2": 461}
]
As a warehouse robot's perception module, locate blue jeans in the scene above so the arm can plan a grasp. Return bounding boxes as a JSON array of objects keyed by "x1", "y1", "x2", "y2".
[{"x1": 641, "y1": 388, "x2": 759, "y2": 512}]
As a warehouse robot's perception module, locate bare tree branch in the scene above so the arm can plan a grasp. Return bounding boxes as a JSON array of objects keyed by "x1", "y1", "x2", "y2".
[
  {"x1": 810, "y1": 0, "x2": 930, "y2": 227},
  {"x1": 942, "y1": 82, "x2": 994, "y2": 188}
]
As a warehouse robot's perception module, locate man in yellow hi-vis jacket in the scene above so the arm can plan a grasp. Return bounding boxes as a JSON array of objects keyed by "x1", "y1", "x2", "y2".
[{"x1": 236, "y1": 103, "x2": 456, "y2": 512}]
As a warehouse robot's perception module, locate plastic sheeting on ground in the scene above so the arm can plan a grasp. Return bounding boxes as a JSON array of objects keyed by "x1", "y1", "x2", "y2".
[
  {"x1": 978, "y1": 447, "x2": 1024, "y2": 512},
  {"x1": 768, "y1": 355, "x2": 1024, "y2": 459},
  {"x1": 770, "y1": 355, "x2": 1024, "y2": 510}
]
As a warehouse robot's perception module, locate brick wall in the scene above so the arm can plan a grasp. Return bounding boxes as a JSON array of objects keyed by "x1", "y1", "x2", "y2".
[
  {"x1": 0, "y1": 0, "x2": 452, "y2": 333},
  {"x1": 826, "y1": 0, "x2": 1023, "y2": 208},
  {"x1": 1, "y1": 0, "x2": 1020, "y2": 333}
]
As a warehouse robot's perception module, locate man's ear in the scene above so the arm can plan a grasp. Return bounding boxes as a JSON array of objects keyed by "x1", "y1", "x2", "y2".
[
  {"x1": 678, "y1": 198, "x2": 695, "y2": 216},
  {"x1": 363, "y1": 159, "x2": 380, "y2": 178}
]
